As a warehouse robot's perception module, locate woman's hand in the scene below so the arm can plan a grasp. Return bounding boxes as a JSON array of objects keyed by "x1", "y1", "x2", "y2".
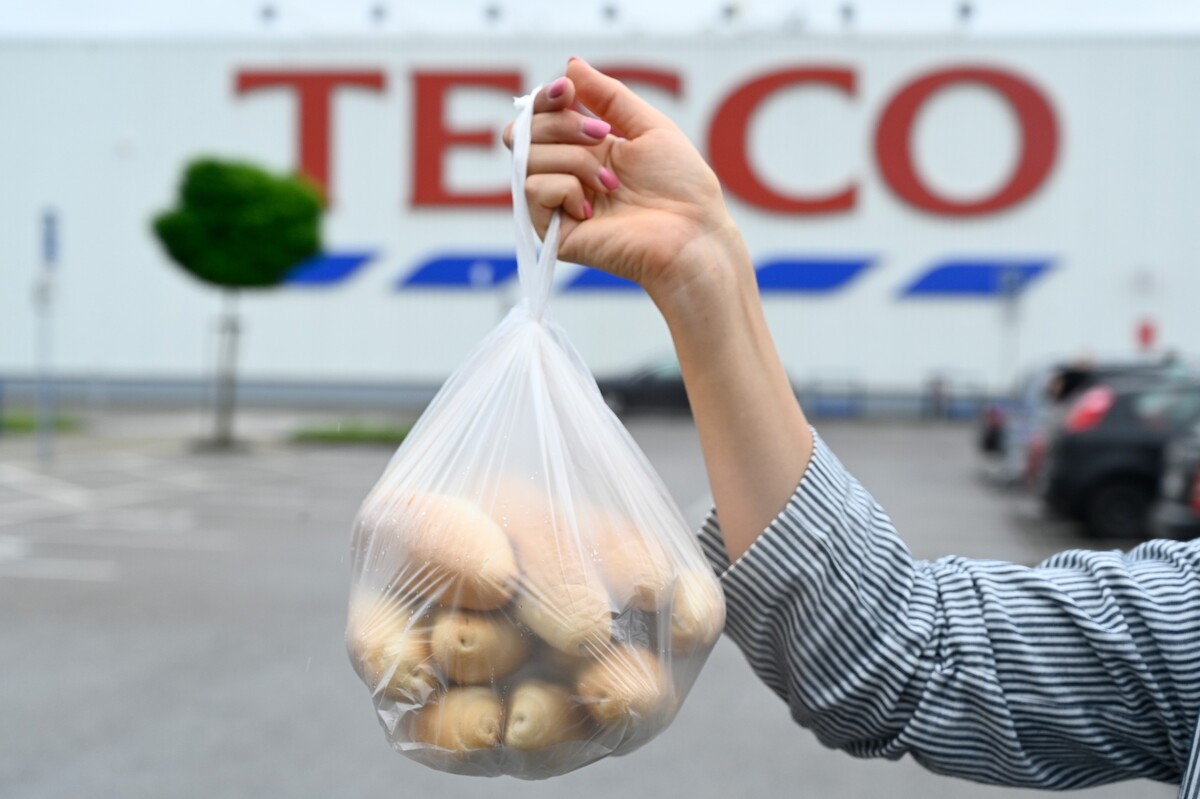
[
  {"x1": 506, "y1": 58, "x2": 814, "y2": 562},
  {"x1": 504, "y1": 58, "x2": 750, "y2": 309}
]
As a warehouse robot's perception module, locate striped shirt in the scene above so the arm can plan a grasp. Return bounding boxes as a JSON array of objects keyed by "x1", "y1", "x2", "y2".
[{"x1": 697, "y1": 431, "x2": 1200, "y2": 796}]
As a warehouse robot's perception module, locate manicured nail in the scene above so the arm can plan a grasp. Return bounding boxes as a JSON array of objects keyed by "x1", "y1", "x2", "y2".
[
  {"x1": 582, "y1": 118, "x2": 611, "y2": 139},
  {"x1": 598, "y1": 166, "x2": 620, "y2": 190},
  {"x1": 547, "y1": 77, "x2": 567, "y2": 99},
  {"x1": 582, "y1": 199, "x2": 593, "y2": 220}
]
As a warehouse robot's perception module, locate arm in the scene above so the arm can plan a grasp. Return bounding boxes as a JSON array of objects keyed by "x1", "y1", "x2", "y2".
[{"x1": 699, "y1": 432, "x2": 1197, "y2": 787}]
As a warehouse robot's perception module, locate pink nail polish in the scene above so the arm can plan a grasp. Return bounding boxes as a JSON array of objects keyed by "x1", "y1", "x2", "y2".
[
  {"x1": 547, "y1": 77, "x2": 566, "y2": 99},
  {"x1": 582, "y1": 199, "x2": 593, "y2": 220},
  {"x1": 598, "y1": 166, "x2": 620, "y2": 190},
  {"x1": 582, "y1": 118, "x2": 611, "y2": 139}
]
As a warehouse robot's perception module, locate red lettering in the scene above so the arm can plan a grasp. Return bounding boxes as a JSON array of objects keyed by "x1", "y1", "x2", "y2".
[
  {"x1": 235, "y1": 70, "x2": 386, "y2": 204},
  {"x1": 707, "y1": 68, "x2": 857, "y2": 214},
  {"x1": 411, "y1": 71, "x2": 522, "y2": 207},
  {"x1": 875, "y1": 66, "x2": 1058, "y2": 216}
]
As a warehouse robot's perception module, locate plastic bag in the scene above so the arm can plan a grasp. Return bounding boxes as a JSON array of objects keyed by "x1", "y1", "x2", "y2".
[{"x1": 345, "y1": 87, "x2": 725, "y2": 779}]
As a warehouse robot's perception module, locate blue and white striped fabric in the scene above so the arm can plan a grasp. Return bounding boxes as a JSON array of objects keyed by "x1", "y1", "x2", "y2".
[{"x1": 697, "y1": 431, "x2": 1200, "y2": 796}]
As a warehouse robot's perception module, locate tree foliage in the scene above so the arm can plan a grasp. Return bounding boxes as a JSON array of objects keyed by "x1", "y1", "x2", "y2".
[{"x1": 153, "y1": 158, "x2": 323, "y2": 288}]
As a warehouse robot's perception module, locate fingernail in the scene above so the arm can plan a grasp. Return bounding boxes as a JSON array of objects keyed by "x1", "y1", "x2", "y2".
[
  {"x1": 547, "y1": 77, "x2": 566, "y2": 99},
  {"x1": 582, "y1": 199, "x2": 593, "y2": 220},
  {"x1": 582, "y1": 118, "x2": 611, "y2": 139},
  {"x1": 598, "y1": 166, "x2": 620, "y2": 190}
]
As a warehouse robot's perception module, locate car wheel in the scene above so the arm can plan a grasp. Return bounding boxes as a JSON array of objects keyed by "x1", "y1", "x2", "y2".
[
  {"x1": 602, "y1": 391, "x2": 626, "y2": 415},
  {"x1": 1083, "y1": 478, "x2": 1154, "y2": 540}
]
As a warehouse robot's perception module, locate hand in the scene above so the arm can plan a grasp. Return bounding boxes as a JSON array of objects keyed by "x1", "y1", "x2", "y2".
[{"x1": 504, "y1": 58, "x2": 749, "y2": 304}]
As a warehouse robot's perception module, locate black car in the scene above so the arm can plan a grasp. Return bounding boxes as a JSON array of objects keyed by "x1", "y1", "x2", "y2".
[
  {"x1": 1037, "y1": 379, "x2": 1200, "y2": 539},
  {"x1": 978, "y1": 358, "x2": 1186, "y2": 481},
  {"x1": 595, "y1": 359, "x2": 690, "y2": 415},
  {"x1": 1153, "y1": 421, "x2": 1200, "y2": 540}
]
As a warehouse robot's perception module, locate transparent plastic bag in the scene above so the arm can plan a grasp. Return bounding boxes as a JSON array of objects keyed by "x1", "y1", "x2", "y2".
[{"x1": 345, "y1": 87, "x2": 725, "y2": 779}]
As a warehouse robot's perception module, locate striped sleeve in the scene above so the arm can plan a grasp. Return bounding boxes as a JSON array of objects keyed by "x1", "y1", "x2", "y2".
[{"x1": 698, "y1": 430, "x2": 1200, "y2": 790}]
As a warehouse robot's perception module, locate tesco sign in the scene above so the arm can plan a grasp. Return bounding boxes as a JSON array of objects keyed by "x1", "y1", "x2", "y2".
[{"x1": 235, "y1": 63, "x2": 1059, "y2": 216}]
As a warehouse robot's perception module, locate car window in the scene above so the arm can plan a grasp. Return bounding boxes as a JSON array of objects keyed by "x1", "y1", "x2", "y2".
[
  {"x1": 1134, "y1": 386, "x2": 1200, "y2": 429},
  {"x1": 651, "y1": 362, "x2": 681, "y2": 381}
]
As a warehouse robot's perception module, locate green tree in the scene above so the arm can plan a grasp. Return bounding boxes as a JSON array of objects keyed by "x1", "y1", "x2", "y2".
[{"x1": 153, "y1": 158, "x2": 323, "y2": 447}]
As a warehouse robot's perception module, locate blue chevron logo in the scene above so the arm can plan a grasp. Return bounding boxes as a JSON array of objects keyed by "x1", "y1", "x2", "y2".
[
  {"x1": 901, "y1": 258, "x2": 1053, "y2": 297},
  {"x1": 286, "y1": 251, "x2": 375, "y2": 285}
]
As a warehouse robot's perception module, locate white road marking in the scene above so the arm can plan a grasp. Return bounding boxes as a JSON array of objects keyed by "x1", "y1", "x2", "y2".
[
  {"x1": 0, "y1": 534, "x2": 117, "y2": 582},
  {"x1": 0, "y1": 463, "x2": 91, "y2": 507}
]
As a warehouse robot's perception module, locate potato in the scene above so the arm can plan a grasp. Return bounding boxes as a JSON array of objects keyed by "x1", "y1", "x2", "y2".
[
  {"x1": 576, "y1": 646, "x2": 672, "y2": 726},
  {"x1": 380, "y1": 492, "x2": 518, "y2": 611},
  {"x1": 430, "y1": 610, "x2": 529, "y2": 684},
  {"x1": 504, "y1": 680, "x2": 589, "y2": 750},
  {"x1": 590, "y1": 512, "x2": 674, "y2": 612},
  {"x1": 515, "y1": 582, "x2": 613, "y2": 656},
  {"x1": 410, "y1": 686, "x2": 504, "y2": 753},
  {"x1": 346, "y1": 597, "x2": 438, "y2": 703},
  {"x1": 670, "y1": 568, "x2": 725, "y2": 655},
  {"x1": 490, "y1": 491, "x2": 613, "y2": 655}
]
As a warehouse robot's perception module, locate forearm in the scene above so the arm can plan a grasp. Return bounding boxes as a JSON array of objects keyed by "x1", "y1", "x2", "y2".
[{"x1": 647, "y1": 224, "x2": 813, "y2": 562}]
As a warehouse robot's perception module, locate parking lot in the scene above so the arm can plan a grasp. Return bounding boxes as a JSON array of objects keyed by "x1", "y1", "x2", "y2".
[{"x1": 0, "y1": 414, "x2": 1174, "y2": 799}]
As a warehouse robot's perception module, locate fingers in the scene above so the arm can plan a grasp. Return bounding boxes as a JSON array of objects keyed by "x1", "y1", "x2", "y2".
[
  {"x1": 534, "y1": 76, "x2": 575, "y2": 113},
  {"x1": 566, "y1": 57, "x2": 673, "y2": 137},
  {"x1": 525, "y1": 174, "x2": 592, "y2": 231},
  {"x1": 527, "y1": 144, "x2": 617, "y2": 194},
  {"x1": 503, "y1": 109, "x2": 612, "y2": 149}
]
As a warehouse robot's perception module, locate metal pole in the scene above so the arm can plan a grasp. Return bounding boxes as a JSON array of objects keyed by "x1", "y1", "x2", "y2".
[
  {"x1": 34, "y1": 210, "x2": 58, "y2": 465},
  {"x1": 999, "y1": 263, "x2": 1021, "y2": 395}
]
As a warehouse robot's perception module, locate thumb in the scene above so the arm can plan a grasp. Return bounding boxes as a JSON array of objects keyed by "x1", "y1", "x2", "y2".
[{"x1": 566, "y1": 57, "x2": 672, "y2": 137}]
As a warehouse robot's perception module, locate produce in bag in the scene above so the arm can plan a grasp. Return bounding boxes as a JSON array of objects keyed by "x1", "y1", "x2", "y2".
[{"x1": 345, "y1": 86, "x2": 726, "y2": 779}]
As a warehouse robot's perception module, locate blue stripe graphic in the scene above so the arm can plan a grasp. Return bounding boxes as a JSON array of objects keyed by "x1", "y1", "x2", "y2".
[
  {"x1": 399, "y1": 254, "x2": 519, "y2": 289},
  {"x1": 901, "y1": 258, "x2": 1052, "y2": 298},
  {"x1": 286, "y1": 251, "x2": 375, "y2": 285},
  {"x1": 756, "y1": 257, "x2": 874, "y2": 293},
  {"x1": 562, "y1": 269, "x2": 641, "y2": 291}
]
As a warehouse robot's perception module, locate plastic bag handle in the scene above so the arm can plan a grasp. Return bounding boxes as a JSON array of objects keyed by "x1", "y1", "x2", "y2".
[{"x1": 512, "y1": 88, "x2": 561, "y2": 320}]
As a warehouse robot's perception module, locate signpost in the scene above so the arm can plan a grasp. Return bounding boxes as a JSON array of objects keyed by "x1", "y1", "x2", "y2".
[{"x1": 34, "y1": 209, "x2": 57, "y2": 465}]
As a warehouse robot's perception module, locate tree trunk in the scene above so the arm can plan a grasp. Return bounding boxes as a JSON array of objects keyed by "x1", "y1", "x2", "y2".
[{"x1": 213, "y1": 290, "x2": 240, "y2": 448}]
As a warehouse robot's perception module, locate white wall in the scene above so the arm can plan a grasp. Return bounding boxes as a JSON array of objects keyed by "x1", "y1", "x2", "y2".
[{"x1": 2, "y1": 37, "x2": 1197, "y2": 391}]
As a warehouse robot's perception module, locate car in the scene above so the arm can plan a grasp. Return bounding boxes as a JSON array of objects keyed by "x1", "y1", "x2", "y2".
[
  {"x1": 1153, "y1": 421, "x2": 1200, "y2": 540},
  {"x1": 979, "y1": 357, "x2": 1190, "y2": 485},
  {"x1": 1036, "y1": 379, "x2": 1200, "y2": 538},
  {"x1": 594, "y1": 358, "x2": 690, "y2": 415}
]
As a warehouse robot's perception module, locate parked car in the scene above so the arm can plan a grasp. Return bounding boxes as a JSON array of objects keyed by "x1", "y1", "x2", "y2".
[
  {"x1": 594, "y1": 358, "x2": 690, "y2": 415},
  {"x1": 596, "y1": 357, "x2": 802, "y2": 416},
  {"x1": 1036, "y1": 379, "x2": 1200, "y2": 538},
  {"x1": 979, "y1": 357, "x2": 1190, "y2": 485},
  {"x1": 1153, "y1": 420, "x2": 1200, "y2": 540}
]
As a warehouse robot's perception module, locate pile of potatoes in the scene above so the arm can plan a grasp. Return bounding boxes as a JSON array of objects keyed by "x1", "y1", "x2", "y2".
[{"x1": 346, "y1": 488, "x2": 724, "y2": 775}]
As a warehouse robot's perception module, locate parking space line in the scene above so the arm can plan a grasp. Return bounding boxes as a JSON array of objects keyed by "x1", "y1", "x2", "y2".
[
  {"x1": 0, "y1": 464, "x2": 92, "y2": 507},
  {"x1": 0, "y1": 534, "x2": 118, "y2": 582}
]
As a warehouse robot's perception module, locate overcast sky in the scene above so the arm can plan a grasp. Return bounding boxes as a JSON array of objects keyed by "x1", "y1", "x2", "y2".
[{"x1": 6, "y1": 0, "x2": 1200, "y2": 38}]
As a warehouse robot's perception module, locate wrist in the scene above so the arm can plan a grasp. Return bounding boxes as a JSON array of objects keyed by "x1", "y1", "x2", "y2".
[{"x1": 643, "y1": 220, "x2": 757, "y2": 329}]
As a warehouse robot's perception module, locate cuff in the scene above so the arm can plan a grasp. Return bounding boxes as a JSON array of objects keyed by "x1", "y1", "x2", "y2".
[{"x1": 697, "y1": 430, "x2": 855, "y2": 639}]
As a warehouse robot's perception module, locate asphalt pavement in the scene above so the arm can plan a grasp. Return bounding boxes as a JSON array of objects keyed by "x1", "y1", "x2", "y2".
[{"x1": 0, "y1": 413, "x2": 1174, "y2": 799}]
